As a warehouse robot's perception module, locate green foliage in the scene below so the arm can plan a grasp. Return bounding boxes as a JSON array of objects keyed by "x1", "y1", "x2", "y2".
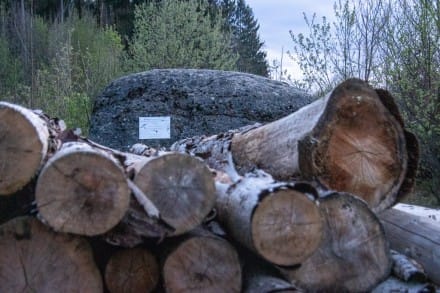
[
  {"x1": 289, "y1": 13, "x2": 334, "y2": 96},
  {"x1": 0, "y1": 7, "x2": 124, "y2": 134},
  {"x1": 127, "y1": 0, "x2": 238, "y2": 72},
  {"x1": 35, "y1": 11, "x2": 124, "y2": 133},
  {"x1": 0, "y1": 0, "x2": 269, "y2": 133},
  {"x1": 381, "y1": 0, "x2": 440, "y2": 203},
  {"x1": 0, "y1": 36, "x2": 24, "y2": 96}
]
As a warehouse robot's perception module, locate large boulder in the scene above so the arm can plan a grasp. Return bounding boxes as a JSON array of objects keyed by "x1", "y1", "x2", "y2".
[{"x1": 89, "y1": 69, "x2": 313, "y2": 151}]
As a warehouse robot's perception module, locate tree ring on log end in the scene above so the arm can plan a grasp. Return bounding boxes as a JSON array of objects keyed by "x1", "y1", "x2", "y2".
[
  {"x1": 251, "y1": 189, "x2": 322, "y2": 266},
  {"x1": 308, "y1": 80, "x2": 407, "y2": 212},
  {"x1": 36, "y1": 144, "x2": 130, "y2": 236},
  {"x1": 163, "y1": 236, "x2": 241, "y2": 292},
  {"x1": 283, "y1": 192, "x2": 391, "y2": 292},
  {"x1": 134, "y1": 153, "x2": 216, "y2": 236},
  {"x1": 0, "y1": 102, "x2": 49, "y2": 195}
]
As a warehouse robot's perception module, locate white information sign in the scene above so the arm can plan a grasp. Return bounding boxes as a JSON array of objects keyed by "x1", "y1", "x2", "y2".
[{"x1": 139, "y1": 116, "x2": 170, "y2": 139}]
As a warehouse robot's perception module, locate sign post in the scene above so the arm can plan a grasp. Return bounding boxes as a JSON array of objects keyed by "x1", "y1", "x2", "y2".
[{"x1": 139, "y1": 116, "x2": 171, "y2": 139}]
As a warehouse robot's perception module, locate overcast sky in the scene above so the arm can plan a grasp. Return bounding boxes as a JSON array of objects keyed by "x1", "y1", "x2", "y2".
[{"x1": 245, "y1": 0, "x2": 335, "y2": 79}]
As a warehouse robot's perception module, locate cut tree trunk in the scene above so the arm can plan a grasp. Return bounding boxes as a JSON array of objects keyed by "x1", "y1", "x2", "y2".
[
  {"x1": 0, "y1": 216, "x2": 102, "y2": 292},
  {"x1": 0, "y1": 102, "x2": 63, "y2": 196},
  {"x1": 104, "y1": 152, "x2": 217, "y2": 247},
  {"x1": 105, "y1": 247, "x2": 159, "y2": 293},
  {"x1": 216, "y1": 173, "x2": 323, "y2": 266},
  {"x1": 379, "y1": 207, "x2": 440, "y2": 285},
  {"x1": 132, "y1": 152, "x2": 216, "y2": 236},
  {"x1": 35, "y1": 141, "x2": 131, "y2": 236},
  {"x1": 172, "y1": 78, "x2": 418, "y2": 213},
  {"x1": 162, "y1": 228, "x2": 242, "y2": 293},
  {"x1": 279, "y1": 192, "x2": 391, "y2": 292}
]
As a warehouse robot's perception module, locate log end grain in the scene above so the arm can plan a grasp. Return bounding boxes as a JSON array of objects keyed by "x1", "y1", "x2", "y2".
[
  {"x1": 281, "y1": 192, "x2": 391, "y2": 292},
  {"x1": 105, "y1": 248, "x2": 159, "y2": 293},
  {"x1": 0, "y1": 216, "x2": 102, "y2": 292},
  {"x1": 252, "y1": 189, "x2": 322, "y2": 266},
  {"x1": 301, "y1": 79, "x2": 408, "y2": 212},
  {"x1": 36, "y1": 143, "x2": 130, "y2": 236},
  {"x1": 163, "y1": 235, "x2": 242, "y2": 293},
  {"x1": 0, "y1": 102, "x2": 49, "y2": 195},
  {"x1": 134, "y1": 153, "x2": 216, "y2": 236}
]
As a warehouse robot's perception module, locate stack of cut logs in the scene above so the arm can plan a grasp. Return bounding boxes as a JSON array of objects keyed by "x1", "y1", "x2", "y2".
[{"x1": 0, "y1": 78, "x2": 438, "y2": 292}]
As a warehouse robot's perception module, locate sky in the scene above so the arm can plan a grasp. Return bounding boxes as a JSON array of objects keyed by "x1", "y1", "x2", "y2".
[{"x1": 245, "y1": 0, "x2": 335, "y2": 80}]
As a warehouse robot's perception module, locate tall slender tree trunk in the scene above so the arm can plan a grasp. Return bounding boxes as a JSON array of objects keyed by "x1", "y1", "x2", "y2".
[{"x1": 60, "y1": 0, "x2": 64, "y2": 23}]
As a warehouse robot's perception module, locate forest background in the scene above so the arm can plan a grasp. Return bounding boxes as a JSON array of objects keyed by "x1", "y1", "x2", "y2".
[{"x1": 0, "y1": 0, "x2": 438, "y2": 205}]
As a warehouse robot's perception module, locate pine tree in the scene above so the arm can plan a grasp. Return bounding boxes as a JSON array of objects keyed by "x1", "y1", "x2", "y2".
[{"x1": 220, "y1": 0, "x2": 269, "y2": 76}]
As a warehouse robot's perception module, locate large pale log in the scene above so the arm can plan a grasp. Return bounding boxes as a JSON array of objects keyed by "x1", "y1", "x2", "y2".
[
  {"x1": 105, "y1": 247, "x2": 159, "y2": 293},
  {"x1": 280, "y1": 192, "x2": 391, "y2": 292},
  {"x1": 162, "y1": 229, "x2": 242, "y2": 293},
  {"x1": 0, "y1": 102, "x2": 63, "y2": 195},
  {"x1": 379, "y1": 207, "x2": 440, "y2": 285},
  {"x1": 35, "y1": 141, "x2": 131, "y2": 236},
  {"x1": 216, "y1": 173, "x2": 322, "y2": 266},
  {"x1": 393, "y1": 203, "x2": 440, "y2": 223},
  {"x1": 172, "y1": 79, "x2": 419, "y2": 213},
  {"x1": 0, "y1": 216, "x2": 102, "y2": 292}
]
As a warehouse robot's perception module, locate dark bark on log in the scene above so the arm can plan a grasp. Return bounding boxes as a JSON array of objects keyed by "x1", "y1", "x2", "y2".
[
  {"x1": 171, "y1": 79, "x2": 418, "y2": 213},
  {"x1": 216, "y1": 173, "x2": 322, "y2": 266},
  {"x1": 0, "y1": 102, "x2": 64, "y2": 196},
  {"x1": 279, "y1": 192, "x2": 391, "y2": 292},
  {"x1": 379, "y1": 208, "x2": 440, "y2": 285},
  {"x1": 105, "y1": 247, "x2": 159, "y2": 293},
  {"x1": 161, "y1": 228, "x2": 242, "y2": 293},
  {"x1": 0, "y1": 216, "x2": 102, "y2": 292}
]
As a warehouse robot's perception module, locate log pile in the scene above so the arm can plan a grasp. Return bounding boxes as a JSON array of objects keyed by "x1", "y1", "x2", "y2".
[{"x1": 0, "y1": 79, "x2": 438, "y2": 292}]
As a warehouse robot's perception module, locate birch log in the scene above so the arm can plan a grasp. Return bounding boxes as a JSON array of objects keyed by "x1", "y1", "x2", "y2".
[
  {"x1": 35, "y1": 142, "x2": 131, "y2": 236},
  {"x1": 172, "y1": 78, "x2": 419, "y2": 213},
  {"x1": 162, "y1": 229, "x2": 242, "y2": 293},
  {"x1": 216, "y1": 173, "x2": 323, "y2": 266},
  {"x1": 0, "y1": 102, "x2": 62, "y2": 195},
  {"x1": 104, "y1": 152, "x2": 216, "y2": 247},
  {"x1": 372, "y1": 276, "x2": 436, "y2": 293},
  {"x1": 379, "y1": 207, "x2": 440, "y2": 285},
  {"x1": 132, "y1": 153, "x2": 216, "y2": 236}
]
